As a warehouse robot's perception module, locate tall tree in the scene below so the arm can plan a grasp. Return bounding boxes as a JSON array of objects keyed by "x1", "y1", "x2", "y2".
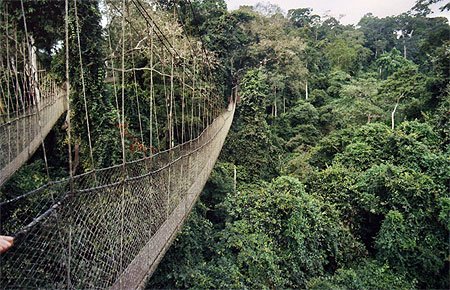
[{"x1": 224, "y1": 69, "x2": 278, "y2": 182}]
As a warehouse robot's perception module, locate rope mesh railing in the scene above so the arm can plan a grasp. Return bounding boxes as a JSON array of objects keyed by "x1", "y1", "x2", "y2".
[
  {"x1": 0, "y1": 76, "x2": 67, "y2": 187},
  {"x1": 0, "y1": 105, "x2": 234, "y2": 289}
]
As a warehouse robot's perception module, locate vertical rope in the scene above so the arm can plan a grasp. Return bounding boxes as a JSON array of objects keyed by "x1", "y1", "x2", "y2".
[
  {"x1": 162, "y1": 49, "x2": 170, "y2": 150},
  {"x1": 149, "y1": 26, "x2": 153, "y2": 153},
  {"x1": 20, "y1": 0, "x2": 50, "y2": 181},
  {"x1": 153, "y1": 80, "x2": 160, "y2": 151},
  {"x1": 13, "y1": 26, "x2": 20, "y2": 156},
  {"x1": 131, "y1": 53, "x2": 145, "y2": 149},
  {"x1": 147, "y1": 22, "x2": 155, "y2": 244},
  {"x1": 170, "y1": 53, "x2": 174, "y2": 149},
  {"x1": 0, "y1": 48, "x2": 5, "y2": 116},
  {"x1": 4, "y1": 5, "x2": 12, "y2": 164},
  {"x1": 107, "y1": 27, "x2": 125, "y2": 159},
  {"x1": 65, "y1": 2, "x2": 73, "y2": 283},
  {"x1": 20, "y1": 38, "x2": 27, "y2": 152},
  {"x1": 171, "y1": 5, "x2": 180, "y2": 147},
  {"x1": 120, "y1": 0, "x2": 126, "y2": 281},
  {"x1": 203, "y1": 83, "x2": 206, "y2": 131},
  {"x1": 150, "y1": 31, "x2": 160, "y2": 151},
  {"x1": 198, "y1": 89, "x2": 201, "y2": 136},
  {"x1": 182, "y1": 40, "x2": 186, "y2": 144},
  {"x1": 74, "y1": 0, "x2": 95, "y2": 169},
  {"x1": 65, "y1": 0, "x2": 73, "y2": 185},
  {"x1": 191, "y1": 57, "x2": 195, "y2": 141}
]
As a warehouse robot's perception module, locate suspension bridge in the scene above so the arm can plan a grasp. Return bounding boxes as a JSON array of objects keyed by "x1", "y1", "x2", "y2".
[
  {"x1": 0, "y1": 0, "x2": 235, "y2": 288},
  {"x1": 0, "y1": 78, "x2": 67, "y2": 188}
]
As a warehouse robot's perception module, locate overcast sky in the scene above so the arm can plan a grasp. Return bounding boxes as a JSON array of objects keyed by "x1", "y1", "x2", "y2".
[{"x1": 224, "y1": 0, "x2": 449, "y2": 25}]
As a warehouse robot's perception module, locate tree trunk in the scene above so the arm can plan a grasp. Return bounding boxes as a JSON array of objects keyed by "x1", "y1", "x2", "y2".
[
  {"x1": 403, "y1": 40, "x2": 407, "y2": 60},
  {"x1": 29, "y1": 36, "x2": 40, "y2": 105},
  {"x1": 274, "y1": 88, "x2": 277, "y2": 117},
  {"x1": 72, "y1": 142, "x2": 80, "y2": 175},
  {"x1": 305, "y1": 81, "x2": 308, "y2": 100},
  {"x1": 233, "y1": 165, "x2": 237, "y2": 193},
  {"x1": 274, "y1": 98, "x2": 277, "y2": 117},
  {"x1": 391, "y1": 93, "x2": 404, "y2": 130}
]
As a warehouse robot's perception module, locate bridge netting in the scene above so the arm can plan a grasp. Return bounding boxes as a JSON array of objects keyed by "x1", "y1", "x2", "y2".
[
  {"x1": 0, "y1": 76, "x2": 66, "y2": 187},
  {"x1": 0, "y1": 105, "x2": 234, "y2": 288},
  {"x1": 1, "y1": 0, "x2": 233, "y2": 288},
  {"x1": 0, "y1": 1, "x2": 67, "y2": 187}
]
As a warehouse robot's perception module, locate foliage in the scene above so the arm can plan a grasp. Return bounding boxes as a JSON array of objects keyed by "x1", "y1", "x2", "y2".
[
  {"x1": 326, "y1": 74, "x2": 383, "y2": 128},
  {"x1": 287, "y1": 8, "x2": 320, "y2": 29},
  {"x1": 358, "y1": 14, "x2": 398, "y2": 59},
  {"x1": 412, "y1": 0, "x2": 450, "y2": 16},
  {"x1": 287, "y1": 120, "x2": 449, "y2": 288},
  {"x1": 2, "y1": 1, "x2": 449, "y2": 289},
  {"x1": 4, "y1": 0, "x2": 65, "y2": 55},
  {"x1": 376, "y1": 48, "x2": 412, "y2": 78},
  {"x1": 149, "y1": 176, "x2": 365, "y2": 289},
  {"x1": 325, "y1": 30, "x2": 372, "y2": 74},
  {"x1": 307, "y1": 259, "x2": 416, "y2": 290},
  {"x1": 223, "y1": 69, "x2": 278, "y2": 182},
  {"x1": 148, "y1": 4, "x2": 449, "y2": 289}
]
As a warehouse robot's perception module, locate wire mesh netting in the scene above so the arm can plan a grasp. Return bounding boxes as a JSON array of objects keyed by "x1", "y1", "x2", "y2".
[
  {"x1": 0, "y1": 105, "x2": 234, "y2": 289},
  {"x1": 0, "y1": 77, "x2": 67, "y2": 187}
]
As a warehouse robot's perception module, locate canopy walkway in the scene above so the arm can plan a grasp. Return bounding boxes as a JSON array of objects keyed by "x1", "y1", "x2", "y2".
[
  {"x1": 0, "y1": 0, "x2": 236, "y2": 288},
  {"x1": 0, "y1": 82, "x2": 67, "y2": 187},
  {"x1": 0, "y1": 103, "x2": 234, "y2": 288}
]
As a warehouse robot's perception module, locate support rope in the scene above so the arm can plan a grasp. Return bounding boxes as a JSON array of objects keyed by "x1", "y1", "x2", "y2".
[
  {"x1": 20, "y1": 0, "x2": 50, "y2": 182},
  {"x1": 0, "y1": 2, "x2": 232, "y2": 288},
  {"x1": 74, "y1": 0, "x2": 95, "y2": 169}
]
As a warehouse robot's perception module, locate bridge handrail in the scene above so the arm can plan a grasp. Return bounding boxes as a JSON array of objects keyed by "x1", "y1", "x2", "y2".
[
  {"x1": 0, "y1": 103, "x2": 231, "y2": 206},
  {"x1": 0, "y1": 73, "x2": 62, "y2": 126},
  {"x1": 0, "y1": 87, "x2": 67, "y2": 187},
  {"x1": 0, "y1": 104, "x2": 235, "y2": 289}
]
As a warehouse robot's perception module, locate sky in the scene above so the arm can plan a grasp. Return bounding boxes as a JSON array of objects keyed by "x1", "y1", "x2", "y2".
[{"x1": 224, "y1": 0, "x2": 449, "y2": 25}]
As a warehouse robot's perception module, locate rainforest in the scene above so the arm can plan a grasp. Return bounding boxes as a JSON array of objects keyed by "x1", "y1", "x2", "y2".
[
  {"x1": 0, "y1": 0, "x2": 449, "y2": 289},
  {"x1": 147, "y1": 1, "x2": 450, "y2": 289}
]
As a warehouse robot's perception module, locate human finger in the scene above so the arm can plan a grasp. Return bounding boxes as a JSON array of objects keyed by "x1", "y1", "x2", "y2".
[
  {"x1": 0, "y1": 241, "x2": 10, "y2": 252},
  {"x1": 0, "y1": 236, "x2": 14, "y2": 253},
  {"x1": 0, "y1": 235, "x2": 14, "y2": 242}
]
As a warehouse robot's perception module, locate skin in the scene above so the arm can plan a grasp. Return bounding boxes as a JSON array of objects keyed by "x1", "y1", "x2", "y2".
[{"x1": 0, "y1": 235, "x2": 14, "y2": 253}]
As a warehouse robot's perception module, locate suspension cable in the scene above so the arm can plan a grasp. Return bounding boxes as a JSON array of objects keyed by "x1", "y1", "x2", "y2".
[
  {"x1": 107, "y1": 26, "x2": 126, "y2": 160},
  {"x1": 131, "y1": 53, "x2": 145, "y2": 151},
  {"x1": 131, "y1": 0, "x2": 182, "y2": 60},
  {"x1": 149, "y1": 25, "x2": 154, "y2": 153},
  {"x1": 65, "y1": 0, "x2": 73, "y2": 186},
  {"x1": 20, "y1": 0, "x2": 50, "y2": 181},
  {"x1": 74, "y1": 0, "x2": 95, "y2": 169}
]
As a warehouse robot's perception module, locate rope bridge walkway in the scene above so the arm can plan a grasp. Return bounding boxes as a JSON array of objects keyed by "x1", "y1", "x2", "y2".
[
  {"x1": 1, "y1": 0, "x2": 236, "y2": 287},
  {"x1": 0, "y1": 78, "x2": 67, "y2": 187},
  {"x1": 0, "y1": 103, "x2": 234, "y2": 288}
]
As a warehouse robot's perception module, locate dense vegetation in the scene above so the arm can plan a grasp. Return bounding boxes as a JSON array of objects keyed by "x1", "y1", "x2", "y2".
[
  {"x1": 147, "y1": 1, "x2": 449, "y2": 289},
  {"x1": 1, "y1": 0, "x2": 448, "y2": 289}
]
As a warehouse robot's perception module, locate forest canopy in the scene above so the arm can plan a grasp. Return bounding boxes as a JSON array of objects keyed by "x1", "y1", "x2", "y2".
[
  {"x1": 0, "y1": 0, "x2": 448, "y2": 289},
  {"x1": 147, "y1": 1, "x2": 449, "y2": 289}
]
